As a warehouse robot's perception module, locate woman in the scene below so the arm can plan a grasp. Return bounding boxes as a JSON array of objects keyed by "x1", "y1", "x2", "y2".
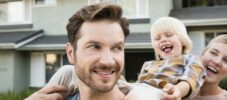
[{"x1": 192, "y1": 35, "x2": 227, "y2": 100}]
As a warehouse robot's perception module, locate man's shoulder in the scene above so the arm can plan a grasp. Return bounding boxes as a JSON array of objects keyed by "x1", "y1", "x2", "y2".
[{"x1": 67, "y1": 90, "x2": 80, "y2": 100}]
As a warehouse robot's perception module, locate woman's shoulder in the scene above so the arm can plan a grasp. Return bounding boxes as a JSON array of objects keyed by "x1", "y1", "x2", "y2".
[{"x1": 192, "y1": 90, "x2": 227, "y2": 100}]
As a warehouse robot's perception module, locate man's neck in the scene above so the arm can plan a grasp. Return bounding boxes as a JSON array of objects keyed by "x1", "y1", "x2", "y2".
[{"x1": 77, "y1": 81, "x2": 125, "y2": 100}]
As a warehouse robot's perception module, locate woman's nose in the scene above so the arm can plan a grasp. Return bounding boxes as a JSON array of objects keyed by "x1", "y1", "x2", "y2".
[{"x1": 213, "y1": 56, "x2": 222, "y2": 67}]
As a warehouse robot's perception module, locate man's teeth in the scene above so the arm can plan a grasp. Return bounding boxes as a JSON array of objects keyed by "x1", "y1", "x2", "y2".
[
  {"x1": 97, "y1": 72, "x2": 112, "y2": 75},
  {"x1": 207, "y1": 66, "x2": 218, "y2": 73}
]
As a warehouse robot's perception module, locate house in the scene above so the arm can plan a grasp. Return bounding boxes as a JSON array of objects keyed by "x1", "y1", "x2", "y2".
[{"x1": 0, "y1": 0, "x2": 226, "y2": 93}]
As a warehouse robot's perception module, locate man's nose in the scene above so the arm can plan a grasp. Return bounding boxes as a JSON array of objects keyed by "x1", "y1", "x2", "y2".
[{"x1": 99, "y1": 50, "x2": 115, "y2": 66}]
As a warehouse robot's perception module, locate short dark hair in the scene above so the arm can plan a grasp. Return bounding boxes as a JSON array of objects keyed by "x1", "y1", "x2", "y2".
[{"x1": 66, "y1": 3, "x2": 129, "y2": 47}]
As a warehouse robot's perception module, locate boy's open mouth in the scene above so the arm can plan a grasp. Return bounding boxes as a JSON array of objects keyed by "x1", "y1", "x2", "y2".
[{"x1": 161, "y1": 44, "x2": 173, "y2": 53}]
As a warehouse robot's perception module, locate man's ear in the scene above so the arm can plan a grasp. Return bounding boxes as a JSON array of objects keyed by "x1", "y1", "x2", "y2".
[{"x1": 66, "y1": 42, "x2": 75, "y2": 64}]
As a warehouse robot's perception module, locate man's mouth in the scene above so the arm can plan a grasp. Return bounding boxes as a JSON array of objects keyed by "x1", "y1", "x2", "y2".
[
  {"x1": 94, "y1": 71, "x2": 115, "y2": 78},
  {"x1": 161, "y1": 44, "x2": 173, "y2": 53},
  {"x1": 206, "y1": 65, "x2": 218, "y2": 74}
]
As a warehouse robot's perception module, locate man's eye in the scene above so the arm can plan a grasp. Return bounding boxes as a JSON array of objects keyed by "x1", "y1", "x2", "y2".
[
  {"x1": 112, "y1": 46, "x2": 123, "y2": 52},
  {"x1": 88, "y1": 45, "x2": 100, "y2": 49}
]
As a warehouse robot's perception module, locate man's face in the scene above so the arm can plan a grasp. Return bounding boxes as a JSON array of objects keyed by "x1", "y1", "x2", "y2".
[{"x1": 72, "y1": 20, "x2": 125, "y2": 92}]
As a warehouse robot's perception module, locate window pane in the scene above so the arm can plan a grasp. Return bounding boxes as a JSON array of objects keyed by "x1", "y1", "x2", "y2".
[
  {"x1": 0, "y1": 1, "x2": 30, "y2": 24},
  {"x1": 8, "y1": 1, "x2": 24, "y2": 23},
  {"x1": 45, "y1": 53, "x2": 61, "y2": 83},
  {"x1": 183, "y1": 0, "x2": 227, "y2": 8},
  {"x1": 34, "y1": 0, "x2": 57, "y2": 5},
  {"x1": 205, "y1": 32, "x2": 227, "y2": 46},
  {"x1": 205, "y1": 32, "x2": 215, "y2": 46},
  {"x1": 88, "y1": 0, "x2": 148, "y2": 18},
  {"x1": 118, "y1": 0, "x2": 136, "y2": 17},
  {"x1": 137, "y1": 0, "x2": 148, "y2": 17},
  {"x1": 0, "y1": 3, "x2": 7, "y2": 23}
]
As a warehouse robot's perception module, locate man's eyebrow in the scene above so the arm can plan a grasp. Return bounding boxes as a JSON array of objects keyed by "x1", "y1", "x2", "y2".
[
  {"x1": 113, "y1": 41, "x2": 124, "y2": 46},
  {"x1": 86, "y1": 40, "x2": 101, "y2": 45}
]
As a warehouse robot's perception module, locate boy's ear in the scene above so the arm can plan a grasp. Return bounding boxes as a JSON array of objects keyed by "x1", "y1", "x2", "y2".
[{"x1": 66, "y1": 42, "x2": 75, "y2": 64}]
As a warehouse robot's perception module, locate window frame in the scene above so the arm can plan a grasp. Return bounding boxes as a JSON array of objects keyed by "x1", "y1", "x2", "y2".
[
  {"x1": 88, "y1": 0, "x2": 149, "y2": 19},
  {"x1": 33, "y1": 0, "x2": 57, "y2": 8},
  {"x1": 0, "y1": 0, "x2": 32, "y2": 25}
]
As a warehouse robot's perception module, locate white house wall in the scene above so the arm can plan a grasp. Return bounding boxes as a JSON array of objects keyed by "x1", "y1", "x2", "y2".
[
  {"x1": 149, "y1": 0, "x2": 173, "y2": 24},
  {"x1": 13, "y1": 51, "x2": 30, "y2": 92},
  {"x1": 30, "y1": 52, "x2": 45, "y2": 87},
  {"x1": 0, "y1": 51, "x2": 14, "y2": 93},
  {"x1": 129, "y1": 0, "x2": 173, "y2": 33},
  {"x1": 32, "y1": 0, "x2": 87, "y2": 35},
  {"x1": 189, "y1": 32, "x2": 205, "y2": 55}
]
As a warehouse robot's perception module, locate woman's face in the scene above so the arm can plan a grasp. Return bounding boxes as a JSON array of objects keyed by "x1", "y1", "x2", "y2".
[{"x1": 201, "y1": 42, "x2": 227, "y2": 84}]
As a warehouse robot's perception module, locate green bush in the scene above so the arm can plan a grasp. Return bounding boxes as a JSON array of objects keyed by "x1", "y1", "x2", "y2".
[
  {"x1": 219, "y1": 76, "x2": 227, "y2": 90},
  {"x1": 0, "y1": 88, "x2": 39, "y2": 100}
]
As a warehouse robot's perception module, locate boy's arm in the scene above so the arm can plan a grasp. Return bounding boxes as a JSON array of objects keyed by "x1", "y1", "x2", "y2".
[
  {"x1": 178, "y1": 55, "x2": 206, "y2": 98},
  {"x1": 175, "y1": 81, "x2": 190, "y2": 97},
  {"x1": 162, "y1": 81, "x2": 190, "y2": 100}
]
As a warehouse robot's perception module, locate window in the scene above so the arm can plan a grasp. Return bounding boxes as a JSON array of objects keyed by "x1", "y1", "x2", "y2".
[
  {"x1": 205, "y1": 32, "x2": 226, "y2": 46},
  {"x1": 88, "y1": 0, "x2": 148, "y2": 18},
  {"x1": 183, "y1": 0, "x2": 227, "y2": 8},
  {"x1": 45, "y1": 53, "x2": 70, "y2": 82},
  {"x1": 0, "y1": 1, "x2": 31, "y2": 24},
  {"x1": 33, "y1": 0, "x2": 57, "y2": 7}
]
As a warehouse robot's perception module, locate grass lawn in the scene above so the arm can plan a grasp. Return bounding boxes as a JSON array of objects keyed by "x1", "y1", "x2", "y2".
[{"x1": 0, "y1": 88, "x2": 39, "y2": 100}]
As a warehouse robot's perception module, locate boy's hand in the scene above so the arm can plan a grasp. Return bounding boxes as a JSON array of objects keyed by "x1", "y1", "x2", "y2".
[
  {"x1": 25, "y1": 85, "x2": 67, "y2": 100},
  {"x1": 162, "y1": 83, "x2": 181, "y2": 100}
]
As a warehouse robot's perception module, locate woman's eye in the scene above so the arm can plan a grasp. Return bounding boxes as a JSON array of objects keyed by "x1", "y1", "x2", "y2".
[
  {"x1": 210, "y1": 51, "x2": 218, "y2": 56},
  {"x1": 223, "y1": 58, "x2": 227, "y2": 63}
]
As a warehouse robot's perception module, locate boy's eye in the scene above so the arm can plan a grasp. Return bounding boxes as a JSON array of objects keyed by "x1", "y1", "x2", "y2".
[
  {"x1": 166, "y1": 33, "x2": 173, "y2": 37},
  {"x1": 154, "y1": 35, "x2": 160, "y2": 40}
]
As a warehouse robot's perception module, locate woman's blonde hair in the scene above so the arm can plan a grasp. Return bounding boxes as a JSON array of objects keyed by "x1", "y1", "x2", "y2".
[
  {"x1": 150, "y1": 17, "x2": 192, "y2": 60},
  {"x1": 203, "y1": 34, "x2": 227, "y2": 55}
]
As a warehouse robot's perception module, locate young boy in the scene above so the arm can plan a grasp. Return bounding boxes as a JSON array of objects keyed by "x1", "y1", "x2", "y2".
[{"x1": 125, "y1": 17, "x2": 206, "y2": 100}]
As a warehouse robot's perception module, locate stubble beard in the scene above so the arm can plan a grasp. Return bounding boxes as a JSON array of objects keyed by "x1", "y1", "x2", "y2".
[{"x1": 76, "y1": 65, "x2": 122, "y2": 93}]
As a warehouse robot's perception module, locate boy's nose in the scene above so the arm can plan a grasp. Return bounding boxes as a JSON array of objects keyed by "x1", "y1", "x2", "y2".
[{"x1": 160, "y1": 37, "x2": 167, "y2": 43}]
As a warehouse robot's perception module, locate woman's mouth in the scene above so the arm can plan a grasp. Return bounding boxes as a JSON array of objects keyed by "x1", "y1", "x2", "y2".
[{"x1": 206, "y1": 65, "x2": 218, "y2": 74}]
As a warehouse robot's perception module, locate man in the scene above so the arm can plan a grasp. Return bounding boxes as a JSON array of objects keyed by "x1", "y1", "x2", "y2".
[{"x1": 26, "y1": 3, "x2": 129, "y2": 100}]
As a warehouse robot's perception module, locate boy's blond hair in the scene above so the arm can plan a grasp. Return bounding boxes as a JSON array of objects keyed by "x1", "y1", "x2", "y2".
[{"x1": 150, "y1": 17, "x2": 192, "y2": 60}]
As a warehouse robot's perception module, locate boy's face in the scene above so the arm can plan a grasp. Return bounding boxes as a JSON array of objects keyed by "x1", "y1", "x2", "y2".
[
  {"x1": 67, "y1": 20, "x2": 125, "y2": 92},
  {"x1": 152, "y1": 32, "x2": 183, "y2": 59},
  {"x1": 202, "y1": 42, "x2": 227, "y2": 84}
]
